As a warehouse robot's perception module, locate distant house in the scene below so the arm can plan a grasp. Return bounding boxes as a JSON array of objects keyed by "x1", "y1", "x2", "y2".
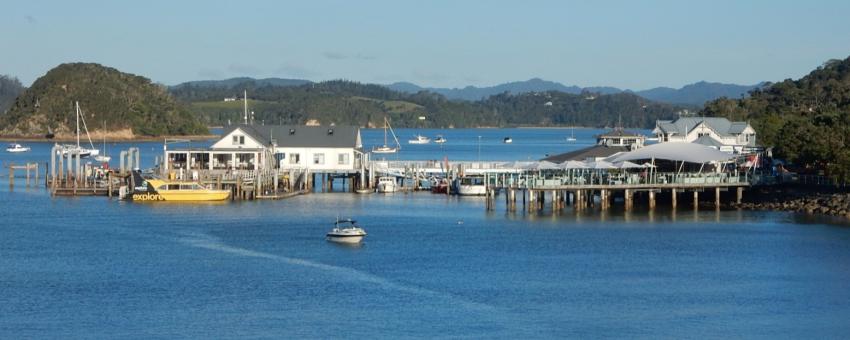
[
  {"x1": 223, "y1": 97, "x2": 237, "y2": 102},
  {"x1": 652, "y1": 117, "x2": 756, "y2": 153},
  {"x1": 163, "y1": 124, "x2": 363, "y2": 173},
  {"x1": 595, "y1": 128, "x2": 645, "y2": 149}
]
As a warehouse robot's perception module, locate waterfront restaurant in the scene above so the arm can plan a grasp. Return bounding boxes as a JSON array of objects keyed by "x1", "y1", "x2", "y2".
[{"x1": 162, "y1": 124, "x2": 363, "y2": 176}]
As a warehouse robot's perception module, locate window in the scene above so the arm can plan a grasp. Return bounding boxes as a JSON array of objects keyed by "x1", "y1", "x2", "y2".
[
  {"x1": 289, "y1": 153, "x2": 300, "y2": 164},
  {"x1": 232, "y1": 135, "x2": 245, "y2": 145},
  {"x1": 239, "y1": 136, "x2": 245, "y2": 144},
  {"x1": 313, "y1": 153, "x2": 325, "y2": 165},
  {"x1": 232, "y1": 135, "x2": 239, "y2": 144},
  {"x1": 338, "y1": 153, "x2": 349, "y2": 165},
  {"x1": 698, "y1": 132, "x2": 710, "y2": 138}
]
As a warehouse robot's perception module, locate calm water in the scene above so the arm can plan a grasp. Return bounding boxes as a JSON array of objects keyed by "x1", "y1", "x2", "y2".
[{"x1": 2, "y1": 128, "x2": 850, "y2": 338}]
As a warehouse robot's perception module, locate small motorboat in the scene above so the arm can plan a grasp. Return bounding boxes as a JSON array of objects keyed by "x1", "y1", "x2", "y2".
[
  {"x1": 327, "y1": 218, "x2": 367, "y2": 244},
  {"x1": 376, "y1": 176, "x2": 398, "y2": 193},
  {"x1": 408, "y1": 134, "x2": 431, "y2": 144},
  {"x1": 503, "y1": 137, "x2": 513, "y2": 144},
  {"x1": 6, "y1": 143, "x2": 31, "y2": 153},
  {"x1": 430, "y1": 177, "x2": 449, "y2": 194},
  {"x1": 434, "y1": 135, "x2": 447, "y2": 144}
]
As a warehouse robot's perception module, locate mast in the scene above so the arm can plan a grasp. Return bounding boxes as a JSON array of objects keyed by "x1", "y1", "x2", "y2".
[
  {"x1": 76, "y1": 101, "x2": 80, "y2": 147},
  {"x1": 383, "y1": 117, "x2": 389, "y2": 147}
]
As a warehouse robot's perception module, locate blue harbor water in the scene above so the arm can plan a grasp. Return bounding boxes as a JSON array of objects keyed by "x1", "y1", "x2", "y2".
[{"x1": 2, "y1": 128, "x2": 850, "y2": 338}]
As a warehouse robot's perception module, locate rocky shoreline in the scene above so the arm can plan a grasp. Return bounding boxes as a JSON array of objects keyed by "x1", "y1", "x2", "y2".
[{"x1": 731, "y1": 186, "x2": 850, "y2": 219}]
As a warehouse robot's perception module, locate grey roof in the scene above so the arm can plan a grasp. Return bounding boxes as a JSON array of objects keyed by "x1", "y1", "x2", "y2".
[
  {"x1": 223, "y1": 124, "x2": 361, "y2": 148},
  {"x1": 693, "y1": 135, "x2": 724, "y2": 148},
  {"x1": 655, "y1": 117, "x2": 750, "y2": 137},
  {"x1": 542, "y1": 145, "x2": 629, "y2": 163},
  {"x1": 609, "y1": 142, "x2": 736, "y2": 163}
]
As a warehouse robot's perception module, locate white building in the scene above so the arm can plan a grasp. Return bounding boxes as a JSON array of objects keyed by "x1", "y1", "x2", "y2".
[
  {"x1": 652, "y1": 117, "x2": 757, "y2": 153},
  {"x1": 163, "y1": 124, "x2": 363, "y2": 174}
]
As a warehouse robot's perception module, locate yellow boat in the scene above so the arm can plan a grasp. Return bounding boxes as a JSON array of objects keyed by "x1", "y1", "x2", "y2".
[{"x1": 133, "y1": 178, "x2": 231, "y2": 202}]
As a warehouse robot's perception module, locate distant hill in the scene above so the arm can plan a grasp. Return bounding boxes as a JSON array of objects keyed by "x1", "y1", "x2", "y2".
[
  {"x1": 0, "y1": 75, "x2": 25, "y2": 114},
  {"x1": 172, "y1": 77, "x2": 312, "y2": 89},
  {"x1": 702, "y1": 55, "x2": 850, "y2": 179},
  {"x1": 172, "y1": 79, "x2": 687, "y2": 129},
  {"x1": 388, "y1": 78, "x2": 760, "y2": 105},
  {"x1": 0, "y1": 63, "x2": 207, "y2": 138},
  {"x1": 636, "y1": 81, "x2": 764, "y2": 105}
]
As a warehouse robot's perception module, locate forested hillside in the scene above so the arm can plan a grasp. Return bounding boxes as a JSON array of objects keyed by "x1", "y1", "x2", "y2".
[
  {"x1": 0, "y1": 75, "x2": 25, "y2": 114},
  {"x1": 172, "y1": 80, "x2": 688, "y2": 129},
  {"x1": 702, "y1": 56, "x2": 850, "y2": 179},
  {"x1": 0, "y1": 63, "x2": 207, "y2": 138}
]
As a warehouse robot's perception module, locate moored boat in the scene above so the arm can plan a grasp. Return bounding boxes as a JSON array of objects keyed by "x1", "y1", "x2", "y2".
[
  {"x1": 327, "y1": 218, "x2": 367, "y2": 244},
  {"x1": 372, "y1": 117, "x2": 401, "y2": 154},
  {"x1": 434, "y1": 135, "x2": 447, "y2": 144},
  {"x1": 6, "y1": 143, "x2": 31, "y2": 153},
  {"x1": 455, "y1": 176, "x2": 487, "y2": 196},
  {"x1": 376, "y1": 176, "x2": 398, "y2": 193},
  {"x1": 132, "y1": 177, "x2": 230, "y2": 201},
  {"x1": 408, "y1": 135, "x2": 431, "y2": 144},
  {"x1": 503, "y1": 137, "x2": 513, "y2": 144}
]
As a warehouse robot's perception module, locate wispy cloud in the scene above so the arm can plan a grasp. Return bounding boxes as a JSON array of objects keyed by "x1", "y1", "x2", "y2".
[
  {"x1": 323, "y1": 51, "x2": 376, "y2": 61},
  {"x1": 25, "y1": 15, "x2": 36, "y2": 24}
]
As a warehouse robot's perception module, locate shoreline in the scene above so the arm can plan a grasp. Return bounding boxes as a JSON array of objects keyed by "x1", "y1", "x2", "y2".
[
  {"x1": 0, "y1": 134, "x2": 218, "y2": 142},
  {"x1": 732, "y1": 185, "x2": 850, "y2": 219}
]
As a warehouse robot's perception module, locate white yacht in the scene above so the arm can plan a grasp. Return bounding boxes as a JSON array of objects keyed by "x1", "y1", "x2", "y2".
[
  {"x1": 503, "y1": 137, "x2": 513, "y2": 144},
  {"x1": 6, "y1": 143, "x2": 31, "y2": 153},
  {"x1": 566, "y1": 127, "x2": 577, "y2": 142},
  {"x1": 456, "y1": 176, "x2": 487, "y2": 196},
  {"x1": 326, "y1": 218, "x2": 367, "y2": 244},
  {"x1": 376, "y1": 176, "x2": 398, "y2": 193},
  {"x1": 372, "y1": 117, "x2": 401, "y2": 154},
  {"x1": 57, "y1": 102, "x2": 100, "y2": 157},
  {"x1": 408, "y1": 135, "x2": 431, "y2": 144},
  {"x1": 434, "y1": 135, "x2": 447, "y2": 144}
]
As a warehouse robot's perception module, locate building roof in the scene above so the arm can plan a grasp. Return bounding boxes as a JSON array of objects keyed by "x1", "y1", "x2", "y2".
[
  {"x1": 542, "y1": 145, "x2": 629, "y2": 163},
  {"x1": 655, "y1": 117, "x2": 750, "y2": 137},
  {"x1": 223, "y1": 124, "x2": 361, "y2": 148},
  {"x1": 596, "y1": 128, "x2": 645, "y2": 138},
  {"x1": 692, "y1": 135, "x2": 725, "y2": 148}
]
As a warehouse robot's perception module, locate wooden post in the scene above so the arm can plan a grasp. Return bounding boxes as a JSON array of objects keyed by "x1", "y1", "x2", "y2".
[
  {"x1": 624, "y1": 189, "x2": 632, "y2": 211},
  {"x1": 528, "y1": 189, "x2": 536, "y2": 212},
  {"x1": 8, "y1": 163, "x2": 13, "y2": 188},
  {"x1": 736, "y1": 187, "x2": 743, "y2": 204},
  {"x1": 649, "y1": 190, "x2": 656, "y2": 210},
  {"x1": 671, "y1": 188, "x2": 677, "y2": 209},
  {"x1": 715, "y1": 187, "x2": 721, "y2": 208}
]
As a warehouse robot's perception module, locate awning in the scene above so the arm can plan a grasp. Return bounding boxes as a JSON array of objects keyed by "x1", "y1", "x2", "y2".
[
  {"x1": 609, "y1": 142, "x2": 735, "y2": 163},
  {"x1": 559, "y1": 160, "x2": 587, "y2": 169},
  {"x1": 584, "y1": 160, "x2": 616, "y2": 169},
  {"x1": 613, "y1": 161, "x2": 643, "y2": 169}
]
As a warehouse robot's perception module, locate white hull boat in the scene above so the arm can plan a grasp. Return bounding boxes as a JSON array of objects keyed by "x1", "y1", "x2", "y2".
[
  {"x1": 372, "y1": 117, "x2": 401, "y2": 154},
  {"x1": 434, "y1": 135, "x2": 447, "y2": 144},
  {"x1": 6, "y1": 143, "x2": 30, "y2": 153},
  {"x1": 376, "y1": 176, "x2": 398, "y2": 193},
  {"x1": 327, "y1": 218, "x2": 367, "y2": 244},
  {"x1": 503, "y1": 137, "x2": 513, "y2": 144},
  {"x1": 456, "y1": 176, "x2": 487, "y2": 196},
  {"x1": 408, "y1": 135, "x2": 431, "y2": 144}
]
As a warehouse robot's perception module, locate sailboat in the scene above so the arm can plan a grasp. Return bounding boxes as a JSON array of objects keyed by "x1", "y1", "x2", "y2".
[
  {"x1": 94, "y1": 121, "x2": 111, "y2": 163},
  {"x1": 566, "y1": 126, "x2": 577, "y2": 142},
  {"x1": 57, "y1": 101, "x2": 100, "y2": 157},
  {"x1": 372, "y1": 117, "x2": 401, "y2": 154}
]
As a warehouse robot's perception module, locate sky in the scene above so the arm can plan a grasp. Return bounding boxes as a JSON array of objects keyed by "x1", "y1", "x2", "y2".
[{"x1": 2, "y1": 0, "x2": 849, "y2": 90}]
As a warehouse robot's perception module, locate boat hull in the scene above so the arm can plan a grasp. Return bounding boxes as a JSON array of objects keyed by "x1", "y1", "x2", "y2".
[
  {"x1": 457, "y1": 185, "x2": 487, "y2": 196},
  {"x1": 6, "y1": 148, "x2": 30, "y2": 153},
  {"x1": 326, "y1": 234, "x2": 365, "y2": 244},
  {"x1": 377, "y1": 183, "x2": 397, "y2": 193}
]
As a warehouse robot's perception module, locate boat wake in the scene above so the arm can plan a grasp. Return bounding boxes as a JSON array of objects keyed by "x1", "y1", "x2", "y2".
[{"x1": 178, "y1": 232, "x2": 497, "y2": 313}]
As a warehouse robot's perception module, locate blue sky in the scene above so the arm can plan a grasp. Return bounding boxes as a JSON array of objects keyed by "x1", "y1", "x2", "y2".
[{"x1": 2, "y1": 0, "x2": 849, "y2": 89}]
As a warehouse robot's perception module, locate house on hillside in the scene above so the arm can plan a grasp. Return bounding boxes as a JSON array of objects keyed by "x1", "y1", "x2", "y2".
[
  {"x1": 652, "y1": 117, "x2": 756, "y2": 153},
  {"x1": 163, "y1": 124, "x2": 363, "y2": 174}
]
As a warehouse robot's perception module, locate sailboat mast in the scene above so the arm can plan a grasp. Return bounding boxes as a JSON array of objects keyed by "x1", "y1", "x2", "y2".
[
  {"x1": 76, "y1": 101, "x2": 80, "y2": 147},
  {"x1": 384, "y1": 117, "x2": 389, "y2": 146}
]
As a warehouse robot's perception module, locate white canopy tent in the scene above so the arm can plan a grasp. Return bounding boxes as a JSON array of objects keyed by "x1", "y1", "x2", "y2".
[
  {"x1": 559, "y1": 160, "x2": 587, "y2": 169},
  {"x1": 613, "y1": 161, "x2": 643, "y2": 169},
  {"x1": 609, "y1": 142, "x2": 735, "y2": 163}
]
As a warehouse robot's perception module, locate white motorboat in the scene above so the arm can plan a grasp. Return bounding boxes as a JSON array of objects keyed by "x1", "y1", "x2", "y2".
[
  {"x1": 456, "y1": 176, "x2": 487, "y2": 196},
  {"x1": 434, "y1": 135, "x2": 447, "y2": 144},
  {"x1": 6, "y1": 143, "x2": 31, "y2": 153},
  {"x1": 376, "y1": 176, "x2": 398, "y2": 193},
  {"x1": 326, "y1": 218, "x2": 367, "y2": 244},
  {"x1": 57, "y1": 102, "x2": 100, "y2": 157},
  {"x1": 372, "y1": 117, "x2": 401, "y2": 154},
  {"x1": 503, "y1": 137, "x2": 513, "y2": 144},
  {"x1": 408, "y1": 134, "x2": 431, "y2": 144}
]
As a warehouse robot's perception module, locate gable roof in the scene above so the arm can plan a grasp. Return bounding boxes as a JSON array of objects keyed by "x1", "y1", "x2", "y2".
[
  {"x1": 222, "y1": 124, "x2": 361, "y2": 148},
  {"x1": 596, "y1": 127, "x2": 644, "y2": 138},
  {"x1": 655, "y1": 117, "x2": 751, "y2": 137}
]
